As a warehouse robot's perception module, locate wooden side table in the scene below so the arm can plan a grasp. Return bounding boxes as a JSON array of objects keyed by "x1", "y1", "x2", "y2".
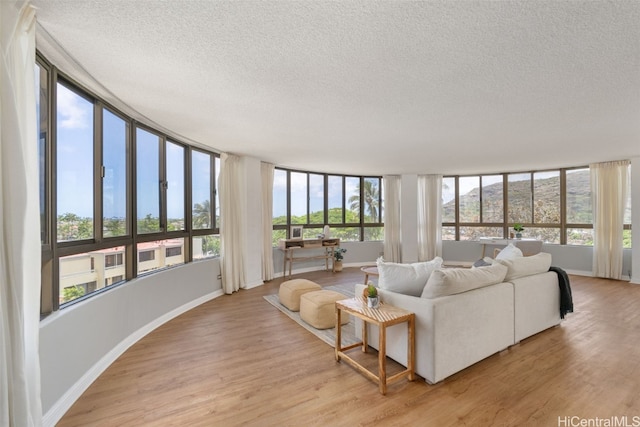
[
  {"x1": 360, "y1": 266, "x2": 379, "y2": 284},
  {"x1": 335, "y1": 297, "x2": 415, "y2": 395}
]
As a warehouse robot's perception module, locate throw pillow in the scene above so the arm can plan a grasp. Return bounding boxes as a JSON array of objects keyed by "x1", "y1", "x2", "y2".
[
  {"x1": 495, "y1": 243, "x2": 523, "y2": 260},
  {"x1": 377, "y1": 256, "x2": 443, "y2": 297},
  {"x1": 472, "y1": 257, "x2": 493, "y2": 267},
  {"x1": 494, "y1": 252, "x2": 552, "y2": 281},
  {"x1": 421, "y1": 263, "x2": 508, "y2": 299}
]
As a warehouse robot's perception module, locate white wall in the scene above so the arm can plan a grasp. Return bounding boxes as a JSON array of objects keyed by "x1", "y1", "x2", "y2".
[
  {"x1": 442, "y1": 240, "x2": 631, "y2": 278},
  {"x1": 40, "y1": 259, "x2": 223, "y2": 426},
  {"x1": 272, "y1": 240, "x2": 384, "y2": 277}
]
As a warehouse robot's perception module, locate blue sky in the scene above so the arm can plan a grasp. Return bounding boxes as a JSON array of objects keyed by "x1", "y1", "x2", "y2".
[
  {"x1": 191, "y1": 150, "x2": 210, "y2": 207},
  {"x1": 57, "y1": 83, "x2": 94, "y2": 218},
  {"x1": 272, "y1": 171, "x2": 358, "y2": 218},
  {"x1": 57, "y1": 83, "x2": 195, "y2": 220}
]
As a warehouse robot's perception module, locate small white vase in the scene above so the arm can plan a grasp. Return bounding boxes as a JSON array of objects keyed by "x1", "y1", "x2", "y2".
[
  {"x1": 323, "y1": 225, "x2": 331, "y2": 238},
  {"x1": 367, "y1": 296, "x2": 379, "y2": 309}
]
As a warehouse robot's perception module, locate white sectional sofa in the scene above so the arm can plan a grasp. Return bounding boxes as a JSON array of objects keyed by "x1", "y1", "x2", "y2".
[
  {"x1": 512, "y1": 271, "x2": 560, "y2": 343},
  {"x1": 354, "y1": 252, "x2": 563, "y2": 384}
]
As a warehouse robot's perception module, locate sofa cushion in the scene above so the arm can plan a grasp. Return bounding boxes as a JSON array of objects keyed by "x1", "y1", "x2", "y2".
[
  {"x1": 377, "y1": 256, "x2": 443, "y2": 297},
  {"x1": 494, "y1": 252, "x2": 552, "y2": 281},
  {"x1": 495, "y1": 243, "x2": 523, "y2": 260},
  {"x1": 421, "y1": 264, "x2": 508, "y2": 299}
]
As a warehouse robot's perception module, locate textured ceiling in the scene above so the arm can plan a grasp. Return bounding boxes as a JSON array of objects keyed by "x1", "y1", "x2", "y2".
[{"x1": 32, "y1": 0, "x2": 640, "y2": 176}]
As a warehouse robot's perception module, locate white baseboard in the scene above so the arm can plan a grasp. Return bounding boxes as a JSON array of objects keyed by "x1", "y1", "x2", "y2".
[
  {"x1": 563, "y1": 269, "x2": 592, "y2": 277},
  {"x1": 274, "y1": 262, "x2": 375, "y2": 279},
  {"x1": 274, "y1": 265, "x2": 328, "y2": 278},
  {"x1": 563, "y1": 269, "x2": 633, "y2": 282},
  {"x1": 243, "y1": 280, "x2": 265, "y2": 289},
  {"x1": 42, "y1": 289, "x2": 224, "y2": 427}
]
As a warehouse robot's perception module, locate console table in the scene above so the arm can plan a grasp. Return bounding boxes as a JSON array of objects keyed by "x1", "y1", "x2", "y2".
[
  {"x1": 478, "y1": 237, "x2": 543, "y2": 258},
  {"x1": 278, "y1": 238, "x2": 340, "y2": 278}
]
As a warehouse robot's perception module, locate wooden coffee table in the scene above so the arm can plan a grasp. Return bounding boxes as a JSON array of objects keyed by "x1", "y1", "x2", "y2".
[{"x1": 335, "y1": 297, "x2": 415, "y2": 395}]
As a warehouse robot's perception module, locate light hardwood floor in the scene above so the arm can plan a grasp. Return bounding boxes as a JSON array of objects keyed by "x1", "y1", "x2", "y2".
[{"x1": 58, "y1": 268, "x2": 640, "y2": 426}]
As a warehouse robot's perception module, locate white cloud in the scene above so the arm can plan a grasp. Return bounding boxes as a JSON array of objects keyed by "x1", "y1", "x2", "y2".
[
  {"x1": 273, "y1": 169, "x2": 287, "y2": 189},
  {"x1": 57, "y1": 84, "x2": 91, "y2": 129}
]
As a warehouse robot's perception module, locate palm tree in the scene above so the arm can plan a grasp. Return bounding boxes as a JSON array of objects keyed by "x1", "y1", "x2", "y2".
[
  {"x1": 193, "y1": 199, "x2": 211, "y2": 229},
  {"x1": 348, "y1": 180, "x2": 380, "y2": 222}
]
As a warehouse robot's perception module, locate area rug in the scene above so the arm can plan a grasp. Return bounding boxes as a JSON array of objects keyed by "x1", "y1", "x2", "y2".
[{"x1": 263, "y1": 283, "x2": 360, "y2": 348}]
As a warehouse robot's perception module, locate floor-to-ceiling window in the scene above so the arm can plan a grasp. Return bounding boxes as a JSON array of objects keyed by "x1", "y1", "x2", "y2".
[{"x1": 37, "y1": 54, "x2": 220, "y2": 314}]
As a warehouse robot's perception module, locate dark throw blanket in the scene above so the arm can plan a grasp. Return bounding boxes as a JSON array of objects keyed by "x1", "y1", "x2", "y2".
[{"x1": 549, "y1": 266, "x2": 573, "y2": 319}]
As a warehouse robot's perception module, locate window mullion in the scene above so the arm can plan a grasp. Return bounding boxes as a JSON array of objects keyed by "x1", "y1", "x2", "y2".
[
  {"x1": 502, "y1": 173, "x2": 508, "y2": 237},
  {"x1": 159, "y1": 137, "x2": 167, "y2": 232},
  {"x1": 130, "y1": 121, "x2": 138, "y2": 278},
  {"x1": 94, "y1": 104, "x2": 103, "y2": 243},
  {"x1": 307, "y1": 172, "x2": 310, "y2": 225},
  {"x1": 324, "y1": 174, "x2": 328, "y2": 225}
]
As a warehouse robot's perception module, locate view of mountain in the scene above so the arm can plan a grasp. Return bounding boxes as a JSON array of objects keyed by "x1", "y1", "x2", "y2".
[
  {"x1": 442, "y1": 170, "x2": 594, "y2": 244},
  {"x1": 443, "y1": 170, "x2": 591, "y2": 224}
]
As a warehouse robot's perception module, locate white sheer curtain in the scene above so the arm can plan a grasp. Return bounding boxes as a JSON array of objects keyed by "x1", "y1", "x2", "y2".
[
  {"x1": 590, "y1": 160, "x2": 630, "y2": 280},
  {"x1": 383, "y1": 175, "x2": 401, "y2": 262},
  {"x1": 1, "y1": 1, "x2": 42, "y2": 425},
  {"x1": 219, "y1": 153, "x2": 245, "y2": 293},
  {"x1": 418, "y1": 174, "x2": 443, "y2": 261},
  {"x1": 261, "y1": 162, "x2": 274, "y2": 281}
]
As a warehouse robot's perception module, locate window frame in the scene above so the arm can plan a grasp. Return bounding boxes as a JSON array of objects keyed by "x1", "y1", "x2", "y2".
[
  {"x1": 441, "y1": 167, "x2": 627, "y2": 245},
  {"x1": 273, "y1": 168, "x2": 383, "y2": 244},
  {"x1": 39, "y1": 57, "x2": 221, "y2": 315}
]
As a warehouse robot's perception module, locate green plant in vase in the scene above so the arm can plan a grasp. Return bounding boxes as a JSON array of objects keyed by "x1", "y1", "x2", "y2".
[
  {"x1": 513, "y1": 223, "x2": 524, "y2": 239},
  {"x1": 333, "y1": 248, "x2": 347, "y2": 272},
  {"x1": 366, "y1": 283, "x2": 379, "y2": 308}
]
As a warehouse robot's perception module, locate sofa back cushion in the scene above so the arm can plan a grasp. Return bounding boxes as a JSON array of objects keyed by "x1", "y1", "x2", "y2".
[
  {"x1": 494, "y1": 252, "x2": 552, "y2": 281},
  {"x1": 421, "y1": 263, "x2": 508, "y2": 299},
  {"x1": 377, "y1": 257, "x2": 443, "y2": 297}
]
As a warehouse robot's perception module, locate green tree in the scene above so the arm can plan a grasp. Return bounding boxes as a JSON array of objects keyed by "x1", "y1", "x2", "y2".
[
  {"x1": 193, "y1": 199, "x2": 211, "y2": 229},
  {"x1": 104, "y1": 217, "x2": 126, "y2": 237},
  {"x1": 57, "y1": 213, "x2": 93, "y2": 241},
  {"x1": 271, "y1": 229, "x2": 286, "y2": 246},
  {"x1": 62, "y1": 285, "x2": 85, "y2": 303},
  {"x1": 138, "y1": 213, "x2": 159, "y2": 233},
  {"x1": 348, "y1": 180, "x2": 380, "y2": 222},
  {"x1": 201, "y1": 235, "x2": 221, "y2": 256}
]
